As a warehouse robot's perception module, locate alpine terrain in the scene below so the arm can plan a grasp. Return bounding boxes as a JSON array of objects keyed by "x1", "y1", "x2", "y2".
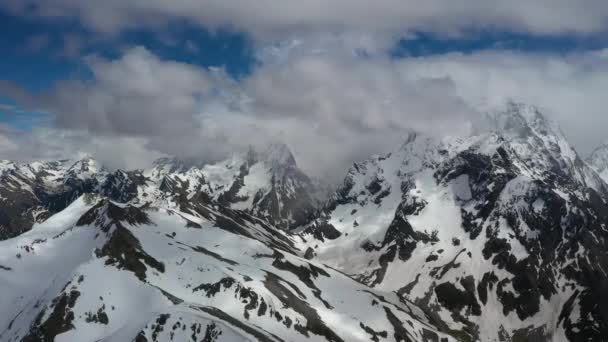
[{"x1": 1, "y1": 103, "x2": 608, "y2": 342}]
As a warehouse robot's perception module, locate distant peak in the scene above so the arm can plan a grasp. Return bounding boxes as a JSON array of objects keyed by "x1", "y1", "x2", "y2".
[
  {"x1": 151, "y1": 157, "x2": 194, "y2": 173},
  {"x1": 68, "y1": 157, "x2": 101, "y2": 174},
  {"x1": 506, "y1": 101, "x2": 543, "y2": 121},
  {"x1": 73, "y1": 156, "x2": 97, "y2": 164},
  {"x1": 491, "y1": 102, "x2": 534, "y2": 124},
  {"x1": 76, "y1": 198, "x2": 151, "y2": 231},
  {"x1": 399, "y1": 132, "x2": 420, "y2": 148},
  {"x1": 487, "y1": 101, "x2": 560, "y2": 139},
  {"x1": 261, "y1": 142, "x2": 296, "y2": 168}
]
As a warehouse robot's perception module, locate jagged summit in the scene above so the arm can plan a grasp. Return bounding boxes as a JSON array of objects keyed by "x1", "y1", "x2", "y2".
[
  {"x1": 145, "y1": 142, "x2": 319, "y2": 229},
  {"x1": 150, "y1": 142, "x2": 297, "y2": 173},
  {"x1": 298, "y1": 104, "x2": 608, "y2": 341},
  {"x1": 489, "y1": 102, "x2": 547, "y2": 131},
  {"x1": 0, "y1": 141, "x2": 319, "y2": 239},
  {"x1": 397, "y1": 102, "x2": 605, "y2": 195},
  {"x1": 260, "y1": 142, "x2": 297, "y2": 168},
  {"x1": 151, "y1": 156, "x2": 204, "y2": 170},
  {"x1": 64, "y1": 157, "x2": 106, "y2": 182}
]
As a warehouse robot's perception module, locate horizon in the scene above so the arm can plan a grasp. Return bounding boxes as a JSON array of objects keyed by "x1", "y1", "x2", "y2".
[
  {"x1": 2, "y1": 2, "x2": 608, "y2": 180},
  {"x1": 0, "y1": 102, "x2": 602, "y2": 185}
]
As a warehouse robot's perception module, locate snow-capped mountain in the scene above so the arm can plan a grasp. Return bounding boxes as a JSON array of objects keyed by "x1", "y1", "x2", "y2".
[
  {"x1": 146, "y1": 143, "x2": 320, "y2": 230},
  {"x1": 0, "y1": 143, "x2": 319, "y2": 240},
  {"x1": 299, "y1": 103, "x2": 608, "y2": 341},
  {"x1": 2, "y1": 103, "x2": 608, "y2": 341},
  {"x1": 0, "y1": 194, "x2": 453, "y2": 342},
  {"x1": 0, "y1": 158, "x2": 107, "y2": 240}
]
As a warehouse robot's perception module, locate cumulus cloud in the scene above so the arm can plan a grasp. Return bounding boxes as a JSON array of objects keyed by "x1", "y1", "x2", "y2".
[
  {"x1": 4, "y1": 44, "x2": 608, "y2": 181},
  {"x1": 20, "y1": 47, "x2": 222, "y2": 137},
  {"x1": 0, "y1": 46, "x2": 234, "y2": 169},
  {"x1": 230, "y1": 55, "x2": 478, "y2": 178},
  {"x1": 205, "y1": 48, "x2": 608, "y2": 177},
  {"x1": 3, "y1": 0, "x2": 608, "y2": 42},
  {"x1": 4, "y1": 0, "x2": 608, "y2": 183},
  {"x1": 0, "y1": 44, "x2": 479, "y2": 178}
]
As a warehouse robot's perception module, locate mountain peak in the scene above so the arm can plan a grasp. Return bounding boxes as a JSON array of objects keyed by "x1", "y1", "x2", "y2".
[
  {"x1": 68, "y1": 157, "x2": 100, "y2": 171},
  {"x1": 151, "y1": 157, "x2": 192, "y2": 173},
  {"x1": 489, "y1": 102, "x2": 549, "y2": 137},
  {"x1": 64, "y1": 157, "x2": 104, "y2": 181},
  {"x1": 77, "y1": 198, "x2": 151, "y2": 232},
  {"x1": 505, "y1": 101, "x2": 543, "y2": 121},
  {"x1": 0, "y1": 160, "x2": 17, "y2": 174},
  {"x1": 260, "y1": 142, "x2": 296, "y2": 168}
]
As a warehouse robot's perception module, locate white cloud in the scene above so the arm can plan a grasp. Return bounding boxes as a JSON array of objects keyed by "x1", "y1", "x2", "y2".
[
  {"x1": 195, "y1": 47, "x2": 608, "y2": 177},
  {"x1": 4, "y1": 44, "x2": 608, "y2": 180},
  {"x1": 0, "y1": 134, "x2": 19, "y2": 155},
  {"x1": 38, "y1": 46, "x2": 222, "y2": 137},
  {"x1": 3, "y1": 0, "x2": 608, "y2": 42}
]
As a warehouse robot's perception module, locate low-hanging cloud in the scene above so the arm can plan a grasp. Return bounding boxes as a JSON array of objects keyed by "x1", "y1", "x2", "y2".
[
  {"x1": 4, "y1": 45, "x2": 608, "y2": 182},
  {"x1": 47, "y1": 47, "x2": 218, "y2": 137},
  {"x1": 0, "y1": 124, "x2": 163, "y2": 169}
]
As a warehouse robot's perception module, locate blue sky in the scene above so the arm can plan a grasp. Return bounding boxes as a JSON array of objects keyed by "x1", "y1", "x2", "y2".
[
  {"x1": 1, "y1": 11, "x2": 604, "y2": 129},
  {"x1": 2, "y1": 1, "x2": 608, "y2": 172},
  {"x1": 2, "y1": 8, "x2": 607, "y2": 96},
  {"x1": 0, "y1": 12, "x2": 255, "y2": 92},
  {"x1": 0, "y1": 10, "x2": 256, "y2": 131},
  {"x1": 392, "y1": 31, "x2": 608, "y2": 58}
]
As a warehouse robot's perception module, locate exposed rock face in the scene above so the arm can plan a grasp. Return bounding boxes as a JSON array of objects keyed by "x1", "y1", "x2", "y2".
[
  {"x1": 299, "y1": 104, "x2": 608, "y2": 341},
  {"x1": 0, "y1": 158, "x2": 106, "y2": 240},
  {"x1": 0, "y1": 143, "x2": 319, "y2": 241},
  {"x1": 0, "y1": 195, "x2": 453, "y2": 342},
  {"x1": 143, "y1": 143, "x2": 321, "y2": 230}
]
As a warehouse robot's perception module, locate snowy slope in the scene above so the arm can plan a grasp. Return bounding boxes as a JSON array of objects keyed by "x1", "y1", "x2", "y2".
[
  {"x1": 0, "y1": 195, "x2": 453, "y2": 342},
  {"x1": 144, "y1": 143, "x2": 320, "y2": 230},
  {"x1": 0, "y1": 158, "x2": 107, "y2": 240},
  {"x1": 298, "y1": 103, "x2": 608, "y2": 341},
  {"x1": 3, "y1": 104, "x2": 608, "y2": 341},
  {"x1": 0, "y1": 143, "x2": 318, "y2": 241}
]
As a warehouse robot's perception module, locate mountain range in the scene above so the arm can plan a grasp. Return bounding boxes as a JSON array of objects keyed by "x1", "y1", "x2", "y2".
[{"x1": 1, "y1": 103, "x2": 608, "y2": 341}]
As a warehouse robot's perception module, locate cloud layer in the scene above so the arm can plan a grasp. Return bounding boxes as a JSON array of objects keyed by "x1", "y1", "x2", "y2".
[
  {"x1": 3, "y1": 1, "x2": 608, "y2": 180},
  {"x1": 4, "y1": 44, "x2": 608, "y2": 181},
  {"x1": 4, "y1": 0, "x2": 608, "y2": 41}
]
